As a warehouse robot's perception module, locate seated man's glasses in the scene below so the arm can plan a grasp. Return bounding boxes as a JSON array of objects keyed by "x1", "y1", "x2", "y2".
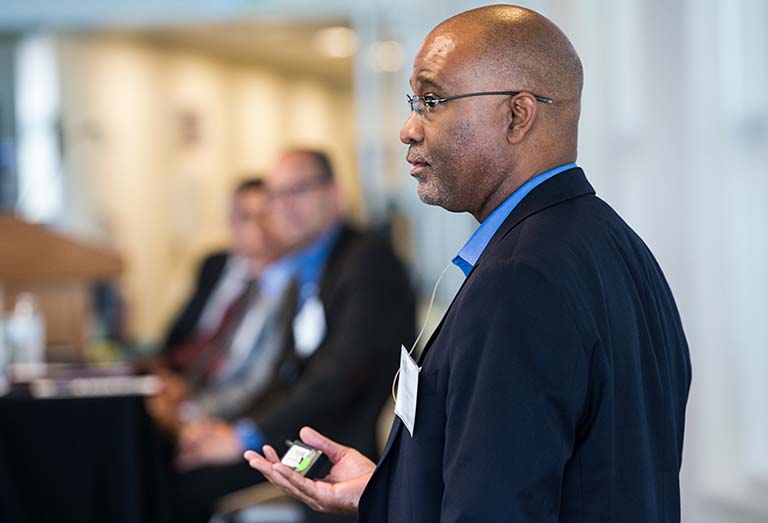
[{"x1": 269, "y1": 176, "x2": 331, "y2": 201}]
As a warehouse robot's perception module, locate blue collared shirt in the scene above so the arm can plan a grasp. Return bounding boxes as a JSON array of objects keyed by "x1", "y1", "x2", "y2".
[
  {"x1": 258, "y1": 222, "x2": 342, "y2": 301},
  {"x1": 452, "y1": 163, "x2": 577, "y2": 277},
  {"x1": 292, "y1": 222, "x2": 342, "y2": 303},
  {"x1": 258, "y1": 257, "x2": 297, "y2": 301}
]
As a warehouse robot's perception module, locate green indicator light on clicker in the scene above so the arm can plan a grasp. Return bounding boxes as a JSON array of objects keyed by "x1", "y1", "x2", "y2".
[{"x1": 296, "y1": 455, "x2": 312, "y2": 472}]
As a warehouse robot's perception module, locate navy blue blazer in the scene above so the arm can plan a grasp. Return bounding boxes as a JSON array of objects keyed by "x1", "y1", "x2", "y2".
[{"x1": 357, "y1": 168, "x2": 691, "y2": 522}]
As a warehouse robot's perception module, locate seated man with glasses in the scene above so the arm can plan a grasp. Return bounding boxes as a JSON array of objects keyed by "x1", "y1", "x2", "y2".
[{"x1": 172, "y1": 149, "x2": 415, "y2": 523}]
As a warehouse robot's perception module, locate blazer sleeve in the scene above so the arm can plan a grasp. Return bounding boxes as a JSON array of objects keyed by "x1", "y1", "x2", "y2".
[
  {"x1": 252, "y1": 238, "x2": 415, "y2": 449},
  {"x1": 440, "y1": 262, "x2": 588, "y2": 523}
]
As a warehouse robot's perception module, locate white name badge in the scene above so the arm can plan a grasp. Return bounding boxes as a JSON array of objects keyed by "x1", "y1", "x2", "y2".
[
  {"x1": 293, "y1": 295, "x2": 327, "y2": 358},
  {"x1": 394, "y1": 344, "x2": 420, "y2": 437}
]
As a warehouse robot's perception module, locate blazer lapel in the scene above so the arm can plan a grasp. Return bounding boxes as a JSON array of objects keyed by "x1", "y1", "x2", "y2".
[{"x1": 376, "y1": 168, "x2": 595, "y2": 467}]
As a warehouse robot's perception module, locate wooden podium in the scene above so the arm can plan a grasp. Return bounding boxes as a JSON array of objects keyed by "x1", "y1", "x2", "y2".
[{"x1": 0, "y1": 215, "x2": 123, "y2": 361}]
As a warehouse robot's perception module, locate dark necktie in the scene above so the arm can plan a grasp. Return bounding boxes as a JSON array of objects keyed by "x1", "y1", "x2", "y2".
[{"x1": 169, "y1": 278, "x2": 258, "y2": 385}]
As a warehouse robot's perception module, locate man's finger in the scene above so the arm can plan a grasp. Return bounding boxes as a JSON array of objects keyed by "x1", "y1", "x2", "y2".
[
  {"x1": 271, "y1": 464, "x2": 324, "y2": 510},
  {"x1": 247, "y1": 449, "x2": 331, "y2": 512},
  {"x1": 246, "y1": 452, "x2": 293, "y2": 486},
  {"x1": 275, "y1": 463, "x2": 322, "y2": 498},
  {"x1": 245, "y1": 452, "x2": 286, "y2": 488},
  {"x1": 263, "y1": 445, "x2": 280, "y2": 464},
  {"x1": 245, "y1": 451, "x2": 273, "y2": 473},
  {"x1": 245, "y1": 461, "x2": 317, "y2": 508},
  {"x1": 299, "y1": 426, "x2": 348, "y2": 463}
]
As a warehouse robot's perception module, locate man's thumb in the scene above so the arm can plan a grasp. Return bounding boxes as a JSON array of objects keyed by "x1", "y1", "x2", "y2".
[{"x1": 299, "y1": 426, "x2": 347, "y2": 463}]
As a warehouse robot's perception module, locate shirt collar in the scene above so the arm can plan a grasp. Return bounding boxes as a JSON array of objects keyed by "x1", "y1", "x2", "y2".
[
  {"x1": 259, "y1": 223, "x2": 342, "y2": 300},
  {"x1": 301, "y1": 222, "x2": 342, "y2": 263},
  {"x1": 226, "y1": 254, "x2": 253, "y2": 281},
  {"x1": 259, "y1": 256, "x2": 297, "y2": 299},
  {"x1": 452, "y1": 163, "x2": 577, "y2": 277},
  {"x1": 294, "y1": 222, "x2": 342, "y2": 301}
]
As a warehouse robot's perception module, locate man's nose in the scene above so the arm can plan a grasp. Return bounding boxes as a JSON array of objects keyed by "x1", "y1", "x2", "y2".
[{"x1": 400, "y1": 111, "x2": 424, "y2": 145}]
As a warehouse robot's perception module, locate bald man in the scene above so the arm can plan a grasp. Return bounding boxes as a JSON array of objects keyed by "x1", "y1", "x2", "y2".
[{"x1": 246, "y1": 6, "x2": 691, "y2": 522}]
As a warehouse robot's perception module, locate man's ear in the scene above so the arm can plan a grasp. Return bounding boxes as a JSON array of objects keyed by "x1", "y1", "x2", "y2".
[{"x1": 506, "y1": 93, "x2": 539, "y2": 145}]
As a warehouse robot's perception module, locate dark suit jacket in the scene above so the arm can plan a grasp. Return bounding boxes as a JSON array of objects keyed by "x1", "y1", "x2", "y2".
[
  {"x1": 163, "y1": 251, "x2": 229, "y2": 351},
  {"x1": 244, "y1": 224, "x2": 416, "y2": 461},
  {"x1": 358, "y1": 168, "x2": 692, "y2": 522}
]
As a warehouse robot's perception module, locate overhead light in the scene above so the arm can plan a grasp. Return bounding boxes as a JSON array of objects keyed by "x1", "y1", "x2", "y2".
[
  {"x1": 365, "y1": 40, "x2": 405, "y2": 73},
  {"x1": 313, "y1": 26, "x2": 357, "y2": 59}
]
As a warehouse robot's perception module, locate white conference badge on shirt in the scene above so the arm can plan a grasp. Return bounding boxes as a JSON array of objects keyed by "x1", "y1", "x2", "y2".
[
  {"x1": 394, "y1": 344, "x2": 420, "y2": 437},
  {"x1": 293, "y1": 295, "x2": 327, "y2": 358}
]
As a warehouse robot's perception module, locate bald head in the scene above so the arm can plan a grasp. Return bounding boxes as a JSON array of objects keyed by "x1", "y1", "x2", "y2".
[
  {"x1": 435, "y1": 5, "x2": 583, "y2": 106},
  {"x1": 428, "y1": 5, "x2": 584, "y2": 156}
]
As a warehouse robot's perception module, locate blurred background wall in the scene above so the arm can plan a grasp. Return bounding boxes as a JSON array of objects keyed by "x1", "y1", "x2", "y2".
[
  {"x1": 0, "y1": 0, "x2": 766, "y2": 521},
  {"x1": 12, "y1": 29, "x2": 362, "y2": 340},
  {"x1": 54, "y1": 32, "x2": 361, "y2": 340}
]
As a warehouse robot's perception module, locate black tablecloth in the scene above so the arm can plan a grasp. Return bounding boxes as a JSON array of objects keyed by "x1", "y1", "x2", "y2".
[{"x1": 0, "y1": 395, "x2": 173, "y2": 523}]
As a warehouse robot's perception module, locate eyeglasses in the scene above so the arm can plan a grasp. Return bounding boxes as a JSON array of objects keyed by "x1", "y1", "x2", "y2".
[
  {"x1": 406, "y1": 90, "x2": 553, "y2": 118},
  {"x1": 232, "y1": 209, "x2": 269, "y2": 224},
  {"x1": 268, "y1": 175, "x2": 331, "y2": 201}
]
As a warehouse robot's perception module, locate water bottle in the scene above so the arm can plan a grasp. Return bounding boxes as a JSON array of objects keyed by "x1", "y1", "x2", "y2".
[{"x1": 7, "y1": 293, "x2": 46, "y2": 379}]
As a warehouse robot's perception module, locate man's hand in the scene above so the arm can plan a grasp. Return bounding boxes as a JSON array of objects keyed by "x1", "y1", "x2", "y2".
[
  {"x1": 145, "y1": 368, "x2": 189, "y2": 434},
  {"x1": 244, "y1": 426, "x2": 374, "y2": 515},
  {"x1": 176, "y1": 419, "x2": 242, "y2": 470}
]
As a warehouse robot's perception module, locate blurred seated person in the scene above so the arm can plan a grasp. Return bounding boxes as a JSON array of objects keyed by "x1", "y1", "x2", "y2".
[
  {"x1": 172, "y1": 149, "x2": 416, "y2": 523},
  {"x1": 162, "y1": 178, "x2": 272, "y2": 362},
  {"x1": 147, "y1": 178, "x2": 285, "y2": 431}
]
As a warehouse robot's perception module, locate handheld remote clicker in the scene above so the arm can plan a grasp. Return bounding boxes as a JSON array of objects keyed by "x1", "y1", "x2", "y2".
[{"x1": 280, "y1": 440, "x2": 331, "y2": 479}]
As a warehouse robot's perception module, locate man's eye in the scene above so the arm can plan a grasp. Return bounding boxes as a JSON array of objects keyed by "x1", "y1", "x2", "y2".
[{"x1": 423, "y1": 96, "x2": 439, "y2": 108}]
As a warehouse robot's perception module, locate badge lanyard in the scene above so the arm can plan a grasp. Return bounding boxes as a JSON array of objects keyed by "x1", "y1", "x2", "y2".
[{"x1": 391, "y1": 262, "x2": 452, "y2": 403}]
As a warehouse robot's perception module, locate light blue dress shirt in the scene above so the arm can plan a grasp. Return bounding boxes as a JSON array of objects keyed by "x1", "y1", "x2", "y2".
[{"x1": 452, "y1": 163, "x2": 577, "y2": 277}]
